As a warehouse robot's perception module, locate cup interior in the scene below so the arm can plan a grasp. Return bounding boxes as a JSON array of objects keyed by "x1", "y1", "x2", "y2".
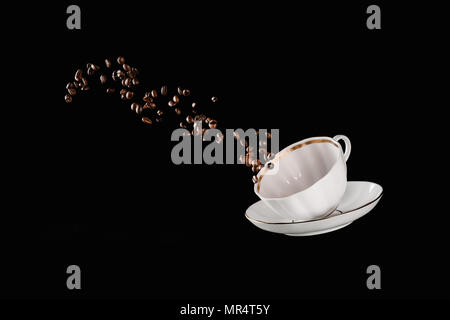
[{"x1": 257, "y1": 138, "x2": 340, "y2": 199}]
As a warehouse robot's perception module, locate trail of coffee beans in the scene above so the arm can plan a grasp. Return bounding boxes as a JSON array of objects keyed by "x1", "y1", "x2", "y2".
[{"x1": 65, "y1": 57, "x2": 274, "y2": 180}]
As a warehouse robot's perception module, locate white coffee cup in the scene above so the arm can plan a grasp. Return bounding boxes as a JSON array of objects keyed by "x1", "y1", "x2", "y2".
[{"x1": 254, "y1": 135, "x2": 351, "y2": 221}]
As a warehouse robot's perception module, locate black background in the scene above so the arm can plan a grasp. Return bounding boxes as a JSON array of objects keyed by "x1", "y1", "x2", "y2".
[{"x1": 1, "y1": 0, "x2": 448, "y2": 302}]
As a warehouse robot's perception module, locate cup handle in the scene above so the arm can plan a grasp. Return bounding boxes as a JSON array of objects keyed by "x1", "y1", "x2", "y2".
[{"x1": 333, "y1": 135, "x2": 351, "y2": 162}]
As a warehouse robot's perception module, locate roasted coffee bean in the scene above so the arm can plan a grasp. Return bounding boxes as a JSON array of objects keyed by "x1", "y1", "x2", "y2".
[
  {"x1": 168, "y1": 100, "x2": 175, "y2": 107},
  {"x1": 67, "y1": 88, "x2": 77, "y2": 96},
  {"x1": 174, "y1": 108, "x2": 181, "y2": 115},
  {"x1": 151, "y1": 89, "x2": 158, "y2": 98},
  {"x1": 121, "y1": 94, "x2": 126, "y2": 100},
  {"x1": 161, "y1": 85, "x2": 168, "y2": 96},
  {"x1": 105, "y1": 59, "x2": 112, "y2": 68},
  {"x1": 182, "y1": 89, "x2": 190, "y2": 96},
  {"x1": 65, "y1": 94, "x2": 72, "y2": 103},
  {"x1": 143, "y1": 96, "x2": 153, "y2": 103},
  {"x1": 136, "y1": 105, "x2": 143, "y2": 114},
  {"x1": 209, "y1": 119, "x2": 217, "y2": 129},
  {"x1": 100, "y1": 75, "x2": 107, "y2": 84},
  {"x1": 125, "y1": 91, "x2": 134, "y2": 99},
  {"x1": 251, "y1": 159, "x2": 261, "y2": 167},
  {"x1": 179, "y1": 122, "x2": 187, "y2": 128},
  {"x1": 87, "y1": 67, "x2": 94, "y2": 76},
  {"x1": 132, "y1": 67, "x2": 139, "y2": 75},
  {"x1": 132, "y1": 78, "x2": 139, "y2": 86},
  {"x1": 121, "y1": 79, "x2": 126, "y2": 87},
  {"x1": 192, "y1": 102, "x2": 197, "y2": 108},
  {"x1": 123, "y1": 64, "x2": 131, "y2": 71},
  {"x1": 252, "y1": 176, "x2": 258, "y2": 184},
  {"x1": 211, "y1": 96, "x2": 218, "y2": 103},
  {"x1": 127, "y1": 70, "x2": 136, "y2": 79},
  {"x1": 186, "y1": 115, "x2": 194, "y2": 124},
  {"x1": 144, "y1": 102, "x2": 156, "y2": 110},
  {"x1": 131, "y1": 102, "x2": 139, "y2": 112},
  {"x1": 74, "y1": 81, "x2": 81, "y2": 88},
  {"x1": 120, "y1": 88, "x2": 127, "y2": 95},
  {"x1": 173, "y1": 95, "x2": 180, "y2": 103},
  {"x1": 112, "y1": 71, "x2": 118, "y2": 81},
  {"x1": 75, "y1": 69, "x2": 83, "y2": 81},
  {"x1": 66, "y1": 82, "x2": 75, "y2": 90},
  {"x1": 117, "y1": 56, "x2": 125, "y2": 65},
  {"x1": 117, "y1": 70, "x2": 125, "y2": 80},
  {"x1": 124, "y1": 78, "x2": 132, "y2": 87},
  {"x1": 177, "y1": 87, "x2": 183, "y2": 96},
  {"x1": 157, "y1": 109, "x2": 164, "y2": 116},
  {"x1": 141, "y1": 117, "x2": 152, "y2": 125},
  {"x1": 106, "y1": 88, "x2": 116, "y2": 94},
  {"x1": 91, "y1": 64, "x2": 100, "y2": 71}
]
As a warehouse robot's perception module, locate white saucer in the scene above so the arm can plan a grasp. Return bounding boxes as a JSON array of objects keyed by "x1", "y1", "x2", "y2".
[{"x1": 245, "y1": 181, "x2": 383, "y2": 236}]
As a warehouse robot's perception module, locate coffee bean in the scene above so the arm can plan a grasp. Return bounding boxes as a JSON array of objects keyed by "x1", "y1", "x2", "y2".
[
  {"x1": 151, "y1": 89, "x2": 158, "y2": 98},
  {"x1": 121, "y1": 94, "x2": 126, "y2": 100},
  {"x1": 67, "y1": 88, "x2": 77, "y2": 96},
  {"x1": 157, "y1": 109, "x2": 164, "y2": 116},
  {"x1": 168, "y1": 100, "x2": 175, "y2": 107},
  {"x1": 106, "y1": 88, "x2": 116, "y2": 94},
  {"x1": 192, "y1": 102, "x2": 197, "y2": 108},
  {"x1": 141, "y1": 117, "x2": 152, "y2": 125},
  {"x1": 182, "y1": 89, "x2": 190, "y2": 96},
  {"x1": 65, "y1": 94, "x2": 72, "y2": 103},
  {"x1": 75, "y1": 69, "x2": 83, "y2": 81},
  {"x1": 100, "y1": 75, "x2": 107, "y2": 84},
  {"x1": 125, "y1": 91, "x2": 134, "y2": 99},
  {"x1": 66, "y1": 82, "x2": 75, "y2": 90},
  {"x1": 132, "y1": 78, "x2": 139, "y2": 86},
  {"x1": 120, "y1": 89, "x2": 127, "y2": 95},
  {"x1": 173, "y1": 95, "x2": 179, "y2": 103},
  {"x1": 117, "y1": 56, "x2": 125, "y2": 65},
  {"x1": 74, "y1": 81, "x2": 81, "y2": 88},
  {"x1": 252, "y1": 176, "x2": 258, "y2": 184},
  {"x1": 117, "y1": 70, "x2": 125, "y2": 80},
  {"x1": 123, "y1": 64, "x2": 131, "y2": 72},
  {"x1": 179, "y1": 122, "x2": 187, "y2": 128},
  {"x1": 211, "y1": 96, "x2": 218, "y2": 103},
  {"x1": 131, "y1": 102, "x2": 139, "y2": 112},
  {"x1": 112, "y1": 71, "x2": 118, "y2": 81},
  {"x1": 177, "y1": 87, "x2": 183, "y2": 96},
  {"x1": 143, "y1": 96, "x2": 153, "y2": 103},
  {"x1": 161, "y1": 85, "x2": 168, "y2": 96},
  {"x1": 124, "y1": 78, "x2": 132, "y2": 88},
  {"x1": 174, "y1": 108, "x2": 181, "y2": 115},
  {"x1": 127, "y1": 70, "x2": 136, "y2": 79},
  {"x1": 105, "y1": 59, "x2": 112, "y2": 68},
  {"x1": 209, "y1": 119, "x2": 217, "y2": 129},
  {"x1": 87, "y1": 67, "x2": 94, "y2": 76},
  {"x1": 148, "y1": 102, "x2": 157, "y2": 109},
  {"x1": 91, "y1": 64, "x2": 100, "y2": 71},
  {"x1": 186, "y1": 115, "x2": 194, "y2": 124},
  {"x1": 132, "y1": 67, "x2": 139, "y2": 75}
]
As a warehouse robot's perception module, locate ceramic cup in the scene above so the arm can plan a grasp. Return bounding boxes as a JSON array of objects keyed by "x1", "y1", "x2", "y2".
[{"x1": 254, "y1": 135, "x2": 351, "y2": 221}]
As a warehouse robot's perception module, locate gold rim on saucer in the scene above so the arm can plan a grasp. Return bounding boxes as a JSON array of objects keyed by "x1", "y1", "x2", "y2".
[{"x1": 245, "y1": 192, "x2": 383, "y2": 225}]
